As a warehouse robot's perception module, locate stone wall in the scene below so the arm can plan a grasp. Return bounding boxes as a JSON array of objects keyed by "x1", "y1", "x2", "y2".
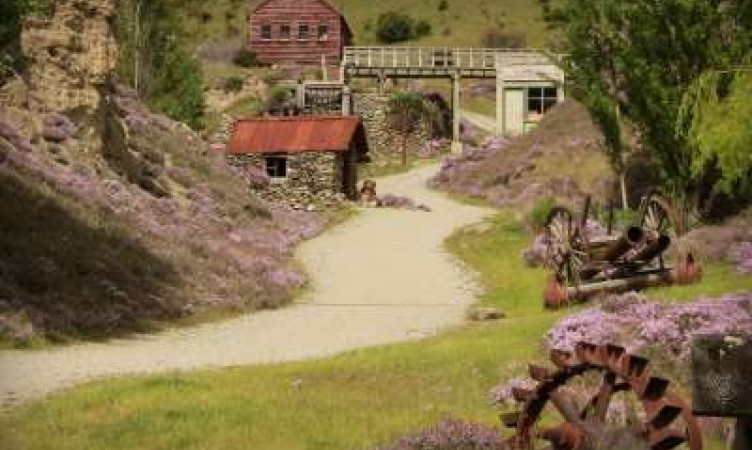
[
  {"x1": 228, "y1": 152, "x2": 348, "y2": 210},
  {"x1": 353, "y1": 92, "x2": 430, "y2": 159}
]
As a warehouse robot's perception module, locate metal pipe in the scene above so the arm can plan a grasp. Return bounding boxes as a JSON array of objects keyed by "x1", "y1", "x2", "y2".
[
  {"x1": 601, "y1": 226, "x2": 644, "y2": 262},
  {"x1": 625, "y1": 235, "x2": 671, "y2": 266}
]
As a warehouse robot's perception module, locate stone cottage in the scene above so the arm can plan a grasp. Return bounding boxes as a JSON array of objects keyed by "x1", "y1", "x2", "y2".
[{"x1": 226, "y1": 115, "x2": 369, "y2": 208}]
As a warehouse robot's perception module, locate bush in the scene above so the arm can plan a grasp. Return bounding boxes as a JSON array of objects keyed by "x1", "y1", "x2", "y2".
[
  {"x1": 415, "y1": 20, "x2": 432, "y2": 38},
  {"x1": 481, "y1": 27, "x2": 526, "y2": 48},
  {"x1": 222, "y1": 76, "x2": 244, "y2": 93},
  {"x1": 438, "y1": 0, "x2": 449, "y2": 11},
  {"x1": 233, "y1": 48, "x2": 258, "y2": 67},
  {"x1": 529, "y1": 197, "x2": 557, "y2": 231},
  {"x1": 376, "y1": 12, "x2": 415, "y2": 43}
]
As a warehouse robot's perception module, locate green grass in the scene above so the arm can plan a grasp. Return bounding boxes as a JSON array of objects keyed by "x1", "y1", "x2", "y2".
[
  {"x1": 463, "y1": 96, "x2": 496, "y2": 117},
  {"x1": 1, "y1": 213, "x2": 748, "y2": 450}
]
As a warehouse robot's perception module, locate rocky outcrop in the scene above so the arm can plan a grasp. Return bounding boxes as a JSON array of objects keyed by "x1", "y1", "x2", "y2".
[{"x1": 21, "y1": 0, "x2": 117, "y2": 116}]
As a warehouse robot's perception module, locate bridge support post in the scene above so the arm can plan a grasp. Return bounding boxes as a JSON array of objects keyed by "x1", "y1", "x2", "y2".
[
  {"x1": 341, "y1": 84, "x2": 352, "y2": 116},
  {"x1": 496, "y1": 75, "x2": 505, "y2": 136},
  {"x1": 451, "y1": 72, "x2": 462, "y2": 154}
]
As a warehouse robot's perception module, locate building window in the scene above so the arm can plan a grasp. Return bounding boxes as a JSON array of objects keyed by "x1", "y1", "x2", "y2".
[
  {"x1": 527, "y1": 87, "x2": 558, "y2": 118},
  {"x1": 279, "y1": 23, "x2": 291, "y2": 40},
  {"x1": 299, "y1": 23, "x2": 310, "y2": 41},
  {"x1": 261, "y1": 23, "x2": 272, "y2": 40},
  {"x1": 317, "y1": 24, "x2": 329, "y2": 41},
  {"x1": 265, "y1": 156, "x2": 288, "y2": 180}
]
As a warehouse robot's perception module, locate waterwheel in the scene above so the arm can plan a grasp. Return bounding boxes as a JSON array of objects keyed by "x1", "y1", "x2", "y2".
[{"x1": 501, "y1": 342, "x2": 703, "y2": 450}]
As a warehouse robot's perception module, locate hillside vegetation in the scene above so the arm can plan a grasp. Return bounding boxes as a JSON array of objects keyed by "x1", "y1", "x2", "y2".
[{"x1": 178, "y1": 0, "x2": 549, "y2": 50}]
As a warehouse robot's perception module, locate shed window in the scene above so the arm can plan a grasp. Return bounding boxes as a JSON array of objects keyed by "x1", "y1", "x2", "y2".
[
  {"x1": 317, "y1": 24, "x2": 329, "y2": 41},
  {"x1": 265, "y1": 156, "x2": 288, "y2": 179},
  {"x1": 527, "y1": 87, "x2": 558, "y2": 117},
  {"x1": 279, "y1": 24, "x2": 291, "y2": 40},
  {"x1": 299, "y1": 23, "x2": 310, "y2": 41},
  {"x1": 261, "y1": 23, "x2": 272, "y2": 40}
]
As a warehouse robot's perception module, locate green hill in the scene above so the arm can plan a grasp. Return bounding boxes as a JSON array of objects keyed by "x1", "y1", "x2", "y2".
[{"x1": 179, "y1": 0, "x2": 549, "y2": 50}]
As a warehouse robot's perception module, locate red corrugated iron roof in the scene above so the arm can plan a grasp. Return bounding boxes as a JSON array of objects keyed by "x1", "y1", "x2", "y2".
[{"x1": 227, "y1": 115, "x2": 366, "y2": 155}]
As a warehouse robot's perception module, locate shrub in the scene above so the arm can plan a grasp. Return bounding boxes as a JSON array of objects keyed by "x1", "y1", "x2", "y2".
[
  {"x1": 377, "y1": 418, "x2": 503, "y2": 450},
  {"x1": 376, "y1": 12, "x2": 415, "y2": 43},
  {"x1": 529, "y1": 197, "x2": 557, "y2": 231},
  {"x1": 415, "y1": 20, "x2": 432, "y2": 38},
  {"x1": 438, "y1": 0, "x2": 449, "y2": 11},
  {"x1": 481, "y1": 27, "x2": 526, "y2": 48},
  {"x1": 233, "y1": 48, "x2": 258, "y2": 67},
  {"x1": 222, "y1": 76, "x2": 244, "y2": 93}
]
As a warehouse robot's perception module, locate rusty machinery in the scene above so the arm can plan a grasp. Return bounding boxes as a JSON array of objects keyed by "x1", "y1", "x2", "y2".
[
  {"x1": 542, "y1": 191, "x2": 700, "y2": 307},
  {"x1": 501, "y1": 341, "x2": 703, "y2": 450}
]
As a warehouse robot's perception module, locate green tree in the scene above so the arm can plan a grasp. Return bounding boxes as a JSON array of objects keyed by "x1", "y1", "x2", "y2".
[
  {"x1": 680, "y1": 70, "x2": 752, "y2": 197},
  {"x1": 376, "y1": 12, "x2": 415, "y2": 44},
  {"x1": 548, "y1": 0, "x2": 752, "y2": 213},
  {"x1": 116, "y1": 0, "x2": 206, "y2": 129},
  {"x1": 387, "y1": 92, "x2": 442, "y2": 166}
]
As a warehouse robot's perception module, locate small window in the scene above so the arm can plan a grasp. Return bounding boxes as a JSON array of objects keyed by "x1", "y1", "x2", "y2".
[
  {"x1": 279, "y1": 24, "x2": 291, "y2": 40},
  {"x1": 299, "y1": 23, "x2": 309, "y2": 41},
  {"x1": 317, "y1": 24, "x2": 329, "y2": 41},
  {"x1": 261, "y1": 23, "x2": 272, "y2": 40},
  {"x1": 265, "y1": 156, "x2": 287, "y2": 180},
  {"x1": 526, "y1": 86, "x2": 559, "y2": 118}
]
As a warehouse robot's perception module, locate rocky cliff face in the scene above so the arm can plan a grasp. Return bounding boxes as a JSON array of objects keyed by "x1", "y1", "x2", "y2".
[
  {"x1": 0, "y1": 0, "x2": 325, "y2": 342},
  {"x1": 21, "y1": 0, "x2": 117, "y2": 117}
]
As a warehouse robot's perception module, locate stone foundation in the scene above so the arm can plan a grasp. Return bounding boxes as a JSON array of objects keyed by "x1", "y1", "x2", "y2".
[
  {"x1": 229, "y1": 152, "x2": 349, "y2": 210},
  {"x1": 353, "y1": 92, "x2": 430, "y2": 159}
]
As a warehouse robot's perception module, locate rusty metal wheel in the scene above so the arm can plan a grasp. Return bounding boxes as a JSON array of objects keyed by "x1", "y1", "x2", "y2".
[
  {"x1": 502, "y1": 342, "x2": 703, "y2": 450},
  {"x1": 545, "y1": 207, "x2": 588, "y2": 290}
]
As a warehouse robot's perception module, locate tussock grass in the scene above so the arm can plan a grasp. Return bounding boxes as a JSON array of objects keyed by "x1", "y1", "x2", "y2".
[{"x1": 1, "y1": 213, "x2": 746, "y2": 449}]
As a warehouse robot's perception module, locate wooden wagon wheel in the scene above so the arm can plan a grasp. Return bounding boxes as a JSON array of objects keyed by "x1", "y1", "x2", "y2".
[
  {"x1": 502, "y1": 342, "x2": 703, "y2": 450},
  {"x1": 637, "y1": 191, "x2": 684, "y2": 238},
  {"x1": 545, "y1": 207, "x2": 588, "y2": 290}
]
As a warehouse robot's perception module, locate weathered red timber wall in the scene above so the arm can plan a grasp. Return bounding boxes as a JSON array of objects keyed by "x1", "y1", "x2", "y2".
[{"x1": 249, "y1": 0, "x2": 350, "y2": 65}]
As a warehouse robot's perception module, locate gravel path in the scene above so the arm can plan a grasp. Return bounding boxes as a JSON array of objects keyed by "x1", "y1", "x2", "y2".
[{"x1": 0, "y1": 164, "x2": 493, "y2": 408}]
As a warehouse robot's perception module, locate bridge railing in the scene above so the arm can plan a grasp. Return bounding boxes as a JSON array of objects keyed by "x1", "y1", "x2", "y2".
[
  {"x1": 343, "y1": 47, "x2": 545, "y2": 70},
  {"x1": 342, "y1": 47, "x2": 553, "y2": 71}
]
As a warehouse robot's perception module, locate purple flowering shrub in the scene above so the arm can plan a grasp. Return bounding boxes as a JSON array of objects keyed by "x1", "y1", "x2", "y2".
[
  {"x1": 419, "y1": 138, "x2": 451, "y2": 159},
  {"x1": 377, "y1": 418, "x2": 505, "y2": 450},
  {"x1": 0, "y1": 97, "x2": 326, "y2": 338},
  {"x1": 379, "y1": 194, "x2": 432, "y2": 212},
  {"x1": 430, "y1": 101, "x2": 609, "y2": 208},
  {"x1": 488, "y1": 377, "x2": 538, "y2": 407},
  {"x1": 727, "y1": 241, "x2": 752, "y2": 275},
  {"x1": 546, "y1": 292, "x2": 752, "y2": 360}
]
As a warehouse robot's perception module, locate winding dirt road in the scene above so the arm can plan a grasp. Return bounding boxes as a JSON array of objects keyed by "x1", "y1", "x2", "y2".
[{"x1": 0, "y1": 164, "x2": 493, "y2": 408}]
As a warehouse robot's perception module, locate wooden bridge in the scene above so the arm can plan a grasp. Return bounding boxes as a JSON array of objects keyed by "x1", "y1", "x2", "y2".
[
  {"x1": 341, "y1": 47, "x2": 560, "y2": 81},
  {"x1": 297, "y1": 47, "x2": 565, "y2": 149}
]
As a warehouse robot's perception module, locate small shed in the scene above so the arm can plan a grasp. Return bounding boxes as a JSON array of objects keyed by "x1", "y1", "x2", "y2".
[
  {"x1": 248, "y1": 0, "x2": 353, "y2": 65},
  {"x1": 226, "y1": 115, "x2": 369, "y2": 207}
]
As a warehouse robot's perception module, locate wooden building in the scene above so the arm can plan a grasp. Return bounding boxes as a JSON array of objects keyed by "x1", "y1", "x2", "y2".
[{"x1": 248, "y1": 0, "x2": 353, "y2": 65}]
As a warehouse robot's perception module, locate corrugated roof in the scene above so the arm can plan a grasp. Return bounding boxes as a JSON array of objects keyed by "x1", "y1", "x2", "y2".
[{"x1": 227, "y1": 115, "x2": 366, "y2": 154}]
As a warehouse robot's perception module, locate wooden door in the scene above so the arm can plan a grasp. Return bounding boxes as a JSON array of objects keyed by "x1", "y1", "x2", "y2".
[{"x1": 504, "y1": 89, "x2": 525, "y2": 136}]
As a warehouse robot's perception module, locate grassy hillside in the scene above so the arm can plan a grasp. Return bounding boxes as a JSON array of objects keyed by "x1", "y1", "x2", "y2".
[{"x1": 178, "y1": 0, "x2": 549, "y2": 50}]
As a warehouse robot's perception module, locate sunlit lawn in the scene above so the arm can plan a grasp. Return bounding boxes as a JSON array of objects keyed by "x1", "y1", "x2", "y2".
[{"x1": 1, "y1": 213, "x2": 748, "y2": 450}]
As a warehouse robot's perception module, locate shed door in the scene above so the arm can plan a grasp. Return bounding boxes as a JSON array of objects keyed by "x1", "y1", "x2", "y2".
[{"x1": 504, "y1": 89, "x2": 525, "y2": 136}]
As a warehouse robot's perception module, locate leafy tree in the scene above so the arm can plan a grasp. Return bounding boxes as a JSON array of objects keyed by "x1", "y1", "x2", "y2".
[
  {"x1": 388, "y1": 92, "x2": 443, "y2": 166},
  {"x1": 116, "y1": 0, "x2": 206, "y2": 129},
  {"x1": 548, "y1": 0, "x2": 752, "y2": 213},
  {"x1": 680, "y1": 70, "x2": 752, "y2": 197}
]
